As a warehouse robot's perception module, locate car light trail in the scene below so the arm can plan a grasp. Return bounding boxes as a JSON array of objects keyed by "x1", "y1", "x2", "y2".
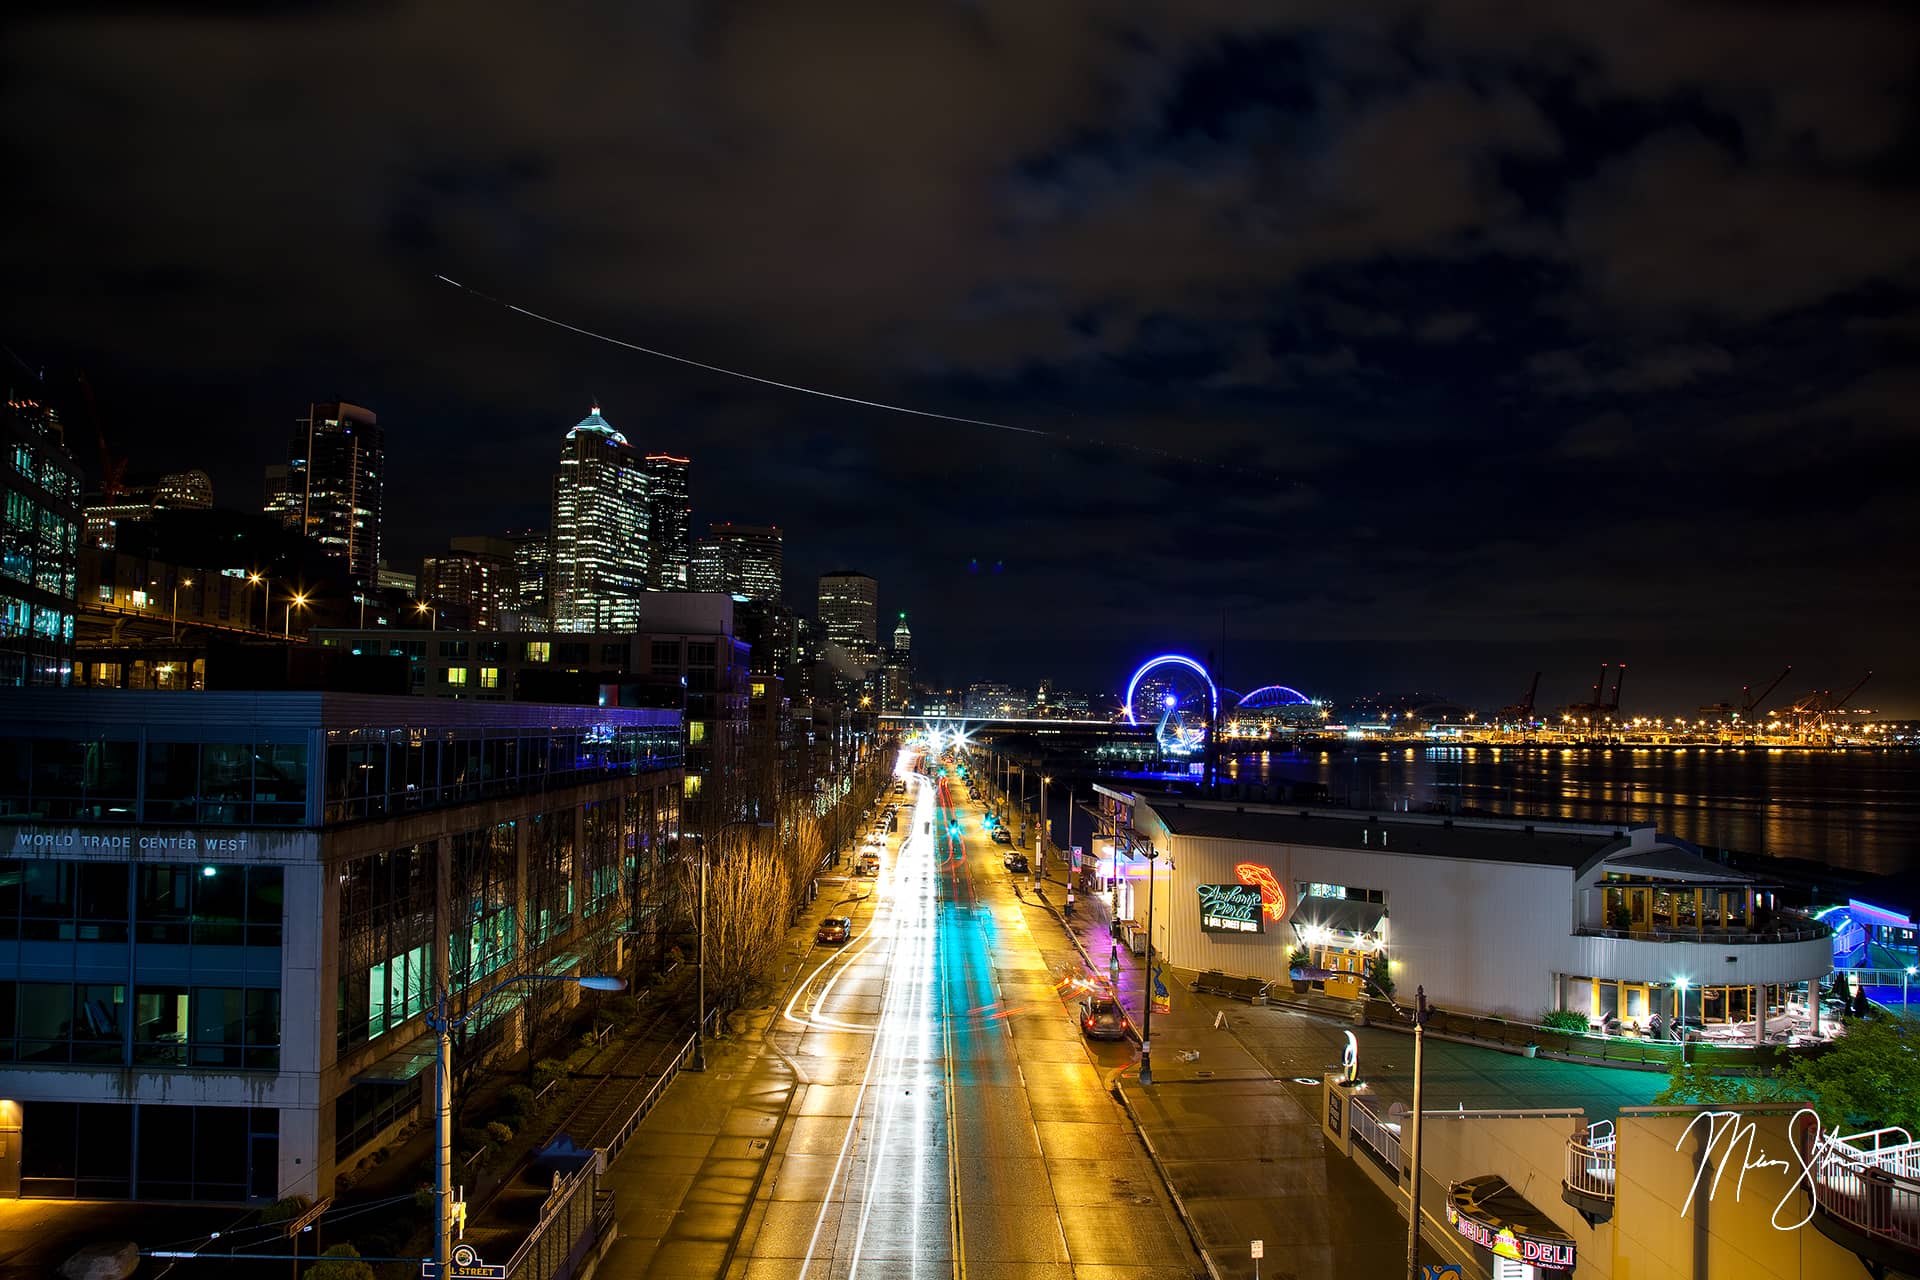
[{"x1": 799, "y1": 772, "x2": 949, "y2": 1277}]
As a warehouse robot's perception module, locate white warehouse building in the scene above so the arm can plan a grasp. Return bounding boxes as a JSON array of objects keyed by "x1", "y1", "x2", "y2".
[{"x1": 1097, "y1": 790, "x2": 1833, "y2": 1040}]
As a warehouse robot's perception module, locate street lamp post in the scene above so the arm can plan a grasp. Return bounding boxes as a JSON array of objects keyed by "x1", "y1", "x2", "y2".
[
  {"x1": 692, "y1": 818, "x2": 775, "y2": 1071},
  {"x1": 426, "y1": 972, "x2": 626, "y2": 1274},
  {"x1": 416, "y1": 601, "x2": 438, "y2": 630},
  {"x1": 170, "y1": 577, "x2": 193, "y2": 641},
  {"x1": 1906, "y1": 966, "x2": 1915, "y2": 1013},
  {"x1": 284, "y1": 592, "x2": 308, "y2": 637},
  {"x1": 1035, "y1": 774, "x2": 1049, "y2": 890},
  {"x1": 248, "y1": 572, "x2": 270, "y2": 632},
  {"x1": 1139, "y1": 840, "x2": 1159, "y2": 1085}
]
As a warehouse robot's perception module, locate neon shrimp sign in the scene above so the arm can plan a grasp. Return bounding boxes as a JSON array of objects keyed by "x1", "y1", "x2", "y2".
[{"x1": 1234, "y1": 862, "x2": 1287, "y2": 921}]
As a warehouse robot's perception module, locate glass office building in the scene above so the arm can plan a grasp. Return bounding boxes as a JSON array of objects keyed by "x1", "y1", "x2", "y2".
[
  {"x1": 0, "y1": 690, "x2": 682, "y2": 1203},
  {"x1": 2, "y1": 392, "x2": 81, "y2": 687}
]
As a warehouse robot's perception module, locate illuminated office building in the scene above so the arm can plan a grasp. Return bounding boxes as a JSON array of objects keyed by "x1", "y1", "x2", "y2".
[
  {"x1": 265, "y1": 402, "x2": 383, "y2": 599},
  {"x1": 816, "y1": 570, "x2": 877, "y2": 665},
  {"x1": 549, "y1": 406, "x2": 649, "y2": 632},
  {"x1": 643, "y1": 454, "x2": 690, "y2": 591},
  {"x1": 2, "y1": 391, "x2": 81, "y2": 686}
]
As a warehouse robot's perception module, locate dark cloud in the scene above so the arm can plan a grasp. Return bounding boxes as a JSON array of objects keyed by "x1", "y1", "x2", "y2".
[{"x1": 1, "y1": 0, "x2": 1914, "y2": 711}]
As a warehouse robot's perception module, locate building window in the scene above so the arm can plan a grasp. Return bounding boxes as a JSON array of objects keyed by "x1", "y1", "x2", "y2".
[
  {"x1": 650, "y1": 640, "x2": 679, "y2": 668},
  {"x1": 524, "y1": 641, "x2": 550, "y2": 662},
  {"x1": 479, "y1": 666, "x2": 499, "y2": 690},
  {"x1": 688, "y1": 721, "x2": 707, "y2": 745},
  {"x1": 600, "y1": 643, "x2": 627, "y2": 666},
  {"x1": 437, "y1": 639, "x2": 469, "y2": 659},
  {"x1": 556, "y1": 642, "x2": 588, "y2": 665},
  {"x1": 687, "y1": 642, "x2": 716, "y2": 666},
  {"x1": 443, "y1": 667, "x2": 468, "y2": 687}
]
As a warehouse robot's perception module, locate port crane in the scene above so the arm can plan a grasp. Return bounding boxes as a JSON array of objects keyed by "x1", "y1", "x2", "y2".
[{"x1": 1501, "y1": 671, "x2": 1542, "y2": 725}]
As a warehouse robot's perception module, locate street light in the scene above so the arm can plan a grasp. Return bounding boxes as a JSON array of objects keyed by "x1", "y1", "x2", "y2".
[
  {"x1": 284, "y1": 591, "x2": 309, "y2": 637},
  {"x1": 426, "y1": 972, "x2": 625, "y2": 1274},
  {"x1": 170, "y1": 577, "x2": 193, "y2": 641},
  {"x1": 1138, "y1": 839, "x2": 1159, "y2": 1085},
  {"x1": 692, "y1": 818, "x2": 776, "y2": 1071},
  {"x1": 248, "y1": 572, "x2": 270, "y2": 632},
  {"x1": 1035, "y1": 774, "x2": 1050, "y2": 890},
  {"x1": 416, "y1": 601, "x2": 438, "y2": 631}
]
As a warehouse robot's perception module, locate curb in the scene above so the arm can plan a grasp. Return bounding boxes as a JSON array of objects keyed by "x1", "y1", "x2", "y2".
[{"x1": 1112, "y1": 1081, "x2": 1224, "y2": 1280}]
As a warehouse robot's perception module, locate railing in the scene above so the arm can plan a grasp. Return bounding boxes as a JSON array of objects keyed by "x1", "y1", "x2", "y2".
[
  {"x1": 505, "y1": 1160, "x2": 601, "y2": 1280},
  {"x1": 1810, "y1": 1126, "x2": 1920, "y2": 1251},
  {"x1": 1574, "y1": 919, "x2": 1830, "y2": 945},
  {"x1": 1349, "y1": 1094, "x2": 1403, "y2": 1173},
  {"x1": 1565, "y1": 1120, "x2": 1617, "y2": 1202}
]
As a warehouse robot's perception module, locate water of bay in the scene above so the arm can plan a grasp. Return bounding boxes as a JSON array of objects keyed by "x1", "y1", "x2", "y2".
[{"x1": 1223, "y1": 745, "x2": 1920, "y2": 877}]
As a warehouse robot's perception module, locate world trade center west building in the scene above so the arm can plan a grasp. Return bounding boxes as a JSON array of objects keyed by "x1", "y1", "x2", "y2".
[{"x1": 0, "y1": 689, "x2": 683, "y2": 1204}]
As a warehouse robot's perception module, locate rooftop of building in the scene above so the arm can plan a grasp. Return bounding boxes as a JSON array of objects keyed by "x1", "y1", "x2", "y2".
[
  {"x1": 564, "y1": 404, "x2": 628, "y2": 446},
  {"x1": 0, "y1": 688, "x2": 681, "y2": 735},
  {"x1": 1130, "y1": 793, "x2": 1744, "y2": 879}
]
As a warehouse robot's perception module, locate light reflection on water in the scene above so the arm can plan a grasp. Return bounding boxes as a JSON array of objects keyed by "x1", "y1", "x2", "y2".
[{"x1": 1224, "y1": 746, "x2": 1920, "y2": 876}]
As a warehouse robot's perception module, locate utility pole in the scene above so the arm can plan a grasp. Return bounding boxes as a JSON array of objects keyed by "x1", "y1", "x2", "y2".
[
  {"x1": 1405, "y1": 1017, "x2": 1427, "y2": 1279},
  {"x1": 1139, "y1": 840, "x2": 1158, "y2": 1085}
]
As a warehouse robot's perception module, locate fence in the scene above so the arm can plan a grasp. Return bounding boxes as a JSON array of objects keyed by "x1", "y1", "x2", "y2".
[
  {"x1": 1809, "y1": 1125, "x2": 1920, "y2": 1250},
  {"x1": 1349, "y1": 1094, "x2": 1403, "y2": 1174},
  {"x1": 1564, "y1": 1120, "x2": 1616, "y2": 1202},
  {"x1": 504, "y1": 1160, "x2": 603, "y2": 1280}
]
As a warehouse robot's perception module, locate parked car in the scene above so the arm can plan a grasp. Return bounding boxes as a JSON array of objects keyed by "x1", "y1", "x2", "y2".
[
  {"x1": 1004, "y1": 852, "x2": 1029, "y2": 873},
  {"x1": 816, "y1": 916, "x2": 852, "y2": 945},
  {"x1": 991, "y1": 827, "x2": 1013, "y2": 845},
  {"x1": 857, "y1": 852, "x2": 881, "y2": 876},
  {"x1": 1079, "y1": 995, "x2": 1130, "y2": 1040}
]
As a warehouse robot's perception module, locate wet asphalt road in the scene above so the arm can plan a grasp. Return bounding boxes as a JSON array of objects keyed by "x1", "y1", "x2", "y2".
[{"x1": 748, "y1": 768, "x2": 1200, "y2": 1279}]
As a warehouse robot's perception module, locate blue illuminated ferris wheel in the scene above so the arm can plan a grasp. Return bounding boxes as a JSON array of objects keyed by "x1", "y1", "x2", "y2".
[{"x1": 1124, "y1": 654, "x2": 1219, "y2": 757}]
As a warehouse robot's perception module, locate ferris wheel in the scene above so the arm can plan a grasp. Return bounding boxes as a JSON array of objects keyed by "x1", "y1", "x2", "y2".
[{"x1": 1124, "y1": 654, "x2": 1219, "y2": 757}]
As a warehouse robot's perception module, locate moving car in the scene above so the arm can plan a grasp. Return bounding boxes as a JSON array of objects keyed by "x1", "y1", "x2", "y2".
[
  {"x1": 816, "y1": 916, "x2": 852, "y2": 945},
  {"x1": 1079, "y1": 995, "x2": 1130, "y2": 1040},
  {"x1": 857, "y1": 852, "x2": 881, "y2": 876},
  {"x1": 1004, "y1": 852, "x2": 1029, "y2": 873},
  {"x1": 991, "y1": 827, "x2": 1013, "y2": 845}
]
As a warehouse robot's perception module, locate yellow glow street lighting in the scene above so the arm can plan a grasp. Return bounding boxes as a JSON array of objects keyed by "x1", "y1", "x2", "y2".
[
  {"x1": 284, "y1": 591, "x2": 309, "y2": 637},
  {"x1": 170, "y1": 577, "x2": 193, "y2": 641},
  {"x1": 416, "y1": 601, "x2": 438, "y2": 631},
  {"x1": 248, "y1": 572, "x2": 270, "y2": 631}
]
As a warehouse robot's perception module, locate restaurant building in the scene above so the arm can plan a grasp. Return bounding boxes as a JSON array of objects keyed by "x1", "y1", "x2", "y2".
[
  {"x1": 0, "y1": 689, "x2": 682, "y2": 1203},
  {"x1": 1096, "y1": 791, "x2": 1833, "y2": 1039}
]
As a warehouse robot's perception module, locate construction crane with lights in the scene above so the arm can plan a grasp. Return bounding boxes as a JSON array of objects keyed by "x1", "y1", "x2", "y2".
[{"x1": 1779, "y1": 671, "x2": 1874, "y2": 743}]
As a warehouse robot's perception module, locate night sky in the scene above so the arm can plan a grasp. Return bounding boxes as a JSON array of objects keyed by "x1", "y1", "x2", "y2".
[{"x1": 4, "y1": 3, "x2": 1916, "y2": 713}]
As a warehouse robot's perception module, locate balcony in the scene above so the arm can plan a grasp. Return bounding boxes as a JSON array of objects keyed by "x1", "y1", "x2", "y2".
[
  {"x1": 1562, "y1": 1120, "x2": 1615, "y2": 1223},
  {"x1": 1805, "y1": 1122, "x2": 1920, "y2": 1275}
]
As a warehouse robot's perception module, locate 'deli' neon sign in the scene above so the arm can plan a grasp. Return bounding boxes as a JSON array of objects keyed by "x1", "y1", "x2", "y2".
[{"x1": 1234, "y1": 863, "x2": 1287, "y2": 921}]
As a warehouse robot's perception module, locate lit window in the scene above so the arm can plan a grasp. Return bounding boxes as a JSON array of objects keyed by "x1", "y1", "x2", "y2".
[
  {"x1": 97, "y1": 586, "x2": 113, "y2": 602},
  {"x1": 688, "y1": 721, "x2": 707, "y2": 745},
  {"x1": 445, "y1": 667, "x2": 468, "y2": 687},
  {"x1": 751, "y1": 682, "x2": 765, "y2": 698},
  {"x1": 480, "y1": 667, "x2": 499, "y2": 690},
  {"x1": 525, "y1": 641, "x2": 550, "y2": 662},
  {"x1": 683, "y1": 774, "x2": 702, "y2": 797}
]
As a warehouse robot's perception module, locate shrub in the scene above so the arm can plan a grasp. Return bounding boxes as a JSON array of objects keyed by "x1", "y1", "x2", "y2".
[
  {"x1": 564, "y1": 1046, "x2": 596, "y2": 1073},
  {"x1": 456, "y1": 1125, "x2": 490, "y2": 1158},
  {"x1": 532, "y1": 1058, "x2": 568, "y2": 1091},
  {"x1": 1540, "y1": 1009, "x2": 1591, "y2": 1033},
  {"x1": 306, "y1": 1244, "x2": 376, "y2": 1280},
  {"x1": 258, "y1": 1194, "x2": 311, "y2": 1225},
  {"x1": 485, "y1": 1121, "x2": 514, "y2": 1145},
  {"x1": 580, "y1": 1031, "x2": 601, "y2": 1051},
  {"x1": 503, "y1": 1084, "x2": 536, "y2": 1119}
]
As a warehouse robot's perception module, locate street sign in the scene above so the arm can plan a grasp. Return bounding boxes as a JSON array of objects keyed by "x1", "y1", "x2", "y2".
[
  {"x1": 421, "y1": 1243, "x2": 507, "y2": 1279},
  {"x1": 283, "y1": 1196, "x2": 331, "y2": 1237},
  {"x1": 1251, "y1": 1239, "x2": 1264, "y2": 1258}
]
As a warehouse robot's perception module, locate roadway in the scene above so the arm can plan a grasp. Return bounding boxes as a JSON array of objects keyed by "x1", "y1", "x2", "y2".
[{"x1": 737, "y1": 763, "x2": 1199, "y2": 1277}]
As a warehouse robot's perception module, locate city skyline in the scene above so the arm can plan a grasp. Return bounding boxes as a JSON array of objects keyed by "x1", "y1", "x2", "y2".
[{"x1": 2, "y1": 5, "x2": 1915, "y2": 713}]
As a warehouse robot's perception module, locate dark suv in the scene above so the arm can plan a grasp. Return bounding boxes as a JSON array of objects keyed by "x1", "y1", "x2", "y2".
[{"x1": 1079, "y1": 995, "x2": 1130, "y2": 1040}]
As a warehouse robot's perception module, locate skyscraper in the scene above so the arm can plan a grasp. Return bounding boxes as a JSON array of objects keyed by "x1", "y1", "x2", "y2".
[
  {"x1": 2, "y1": 390, "x2": 81, "y2": 686},
  {"x1": 421, "y1": 535, "x2": 517, "y2": 630},
  {"x1": 817, "y1": 570, "x2": 878, "y2": 664},
  {"x1": 84, "y1": 468, "x2": 213, "y2": 549},
  {"x1": 265, "y1": 402, "x2": 383, "y2": 598},
  {"x1": 508, "y1": 527, "x2": 552, "y2": 622},
  {"x1": 549, "y1": 405, "x2": 649, "y2": 631},
  {"x1": 892, "y1": 610, "x2": 911, "y2": 655},
  {"x1": 700, "y1": 523, "x2": 784, "y2": 602},
  {"x1": 643, "y1": 453, "x2": 691, "y2": 590}
]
